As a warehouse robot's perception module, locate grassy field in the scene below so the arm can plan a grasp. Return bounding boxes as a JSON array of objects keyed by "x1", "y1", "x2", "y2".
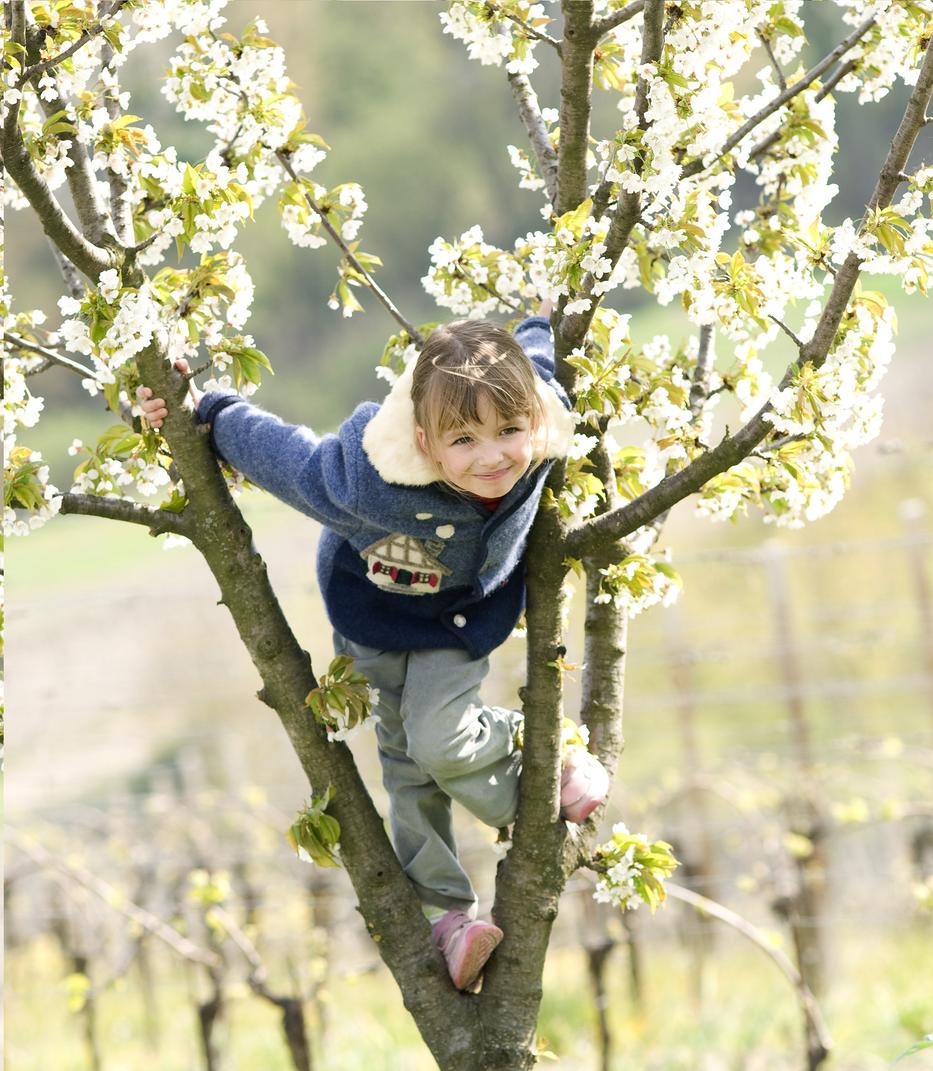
[{"x1": 6, "y1": 922, "x2": 933, "y2": 1071}]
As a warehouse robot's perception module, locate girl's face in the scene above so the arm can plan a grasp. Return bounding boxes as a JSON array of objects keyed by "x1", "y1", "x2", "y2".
[{"x1": 417, "y1": 395, "x2": 534, "y2": 498}]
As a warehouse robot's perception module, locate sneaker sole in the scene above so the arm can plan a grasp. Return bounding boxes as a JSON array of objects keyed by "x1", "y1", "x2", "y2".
[{"x1": 449, "y1": 926, "x2": 504, "y2": 990}]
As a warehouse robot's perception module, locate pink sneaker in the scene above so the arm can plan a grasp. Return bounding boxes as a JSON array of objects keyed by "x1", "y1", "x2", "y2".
[
  {"x1": 431, "y1": 910, "x2": 504, "y2": 990},
  {"x1": 560, "y1": 749, "x2": 609, "y2": 823}
]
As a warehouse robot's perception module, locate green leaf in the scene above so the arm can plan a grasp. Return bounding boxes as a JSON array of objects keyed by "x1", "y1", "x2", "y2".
[
  {"x1": 182, "y1": 163, "x2": 200, "y2": 196},
  {"x1": 287, "y1": 786, "x2": 341, "y2": 868},
  {"x1": 555, "y1": 197, "x2": 593, "y2": 241},
  {"x1": 893, "y1": 1035, "x2": 933, "y2": 1065},
  {"x1": 41, "y1": 109, "x2": 76, "y2": 136}
]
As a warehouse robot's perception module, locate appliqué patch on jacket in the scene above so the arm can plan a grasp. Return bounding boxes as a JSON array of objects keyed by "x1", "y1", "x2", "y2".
[{"x1": 359, "y1": 533, "x2": 452, "y2": 595}]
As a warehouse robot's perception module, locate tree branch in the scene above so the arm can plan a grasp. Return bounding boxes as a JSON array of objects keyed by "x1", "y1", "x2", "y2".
[
  {"x1": 592, "y1": 0, "x2": 646, "y2": 40},
  {"x1": 275, "y1": 151, "x2": 423, "y2": 346},
  {"x1": 507, "y1": 70, "x2": 559, "y2": 204},
  {"x1": 565, "y1": 36, "x2": 933, "y2": 558},
  {"x1": 4, "y1": 332, "x2": 98, "y2": 380},
  {"x1": 48, "y1": 240, "x2": 86, "y2": 299},
  {"x1": 7, "y1": 828, "x2": 223, "y2": 970},
  {"x1": 59, "y1": 493, "x2": 196, "y2": 538},
  {"x1": 665, "y1": 882, "x2": 833, "y2": 1064},
  {"x1": 758, "y1": 30, "x2": 787, "y2": 91},
  {"x1": 0, "y1": 108, "x2": 114, "y2": 277},
  {"x1": 556, "y1": 0, "x2": 664, "y2": 368},
  {"x1": 17, "y1": 0, "x2": 130, "y2": 86},
  {"x1": 579, "y1": 549, "x2": 628, "y2": 769},
  {"x1": 556, "y1": 0, "x2": 596, "y2": 216},
  {"x1": 749, "y1": 57, "x2": 859, "y2": 164},
  {"x1": 486, "y1": 0, "x2": 561, "y2": 53},
  {"x1": 682, "y1": 14, "x2": 876, "y2": 179},
  {"x1": 99, "y1": 14, "x2": 134, "y2": 245},
  {"x1": 23, "y1": 22, "x2": 115, "y2": 247},
  {"x1": 121, "y1": 335, "x2": 475, "y2": 1064},
  {"x1": 688, "y1": 323, "x2": 714, "y2": 417}
]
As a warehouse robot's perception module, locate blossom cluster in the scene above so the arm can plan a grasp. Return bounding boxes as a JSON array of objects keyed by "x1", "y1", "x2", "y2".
[
  {"x1": 68, "y1": 427, "x2": 173, "y2": 499},
  {"x1": 592, "y1": 822, "x2": 679, "y2": 912},
  {"x1": 305, "y1": 655, "x2": 382, "y2": 745},
  {"x1": 439, "y1": 1, "x2": 549, "y2": 75},
  {"x1": 422, "y1": 225, "x2": 537, "y2": 317},
  {"x1": 834, "y1": 0, "x2": 931, "y2": 102},
  {"x1": 163, "y1": 16, "x2": 301, "y2": 178},
  {"x1": 437, "y1": 0, "x2": 933, "y2": 544},
  {"x1": 593, "y1": 552, "x2": 682, "y2": 617},
  {"x1": 697, "y1": 292, "x2": 896, "y2": 528},
  {"x1": 3, "y1": 299, "x2": 61, "y2": 536}
]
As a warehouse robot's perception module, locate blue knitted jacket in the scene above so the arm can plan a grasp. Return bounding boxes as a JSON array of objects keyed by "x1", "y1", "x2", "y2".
[{"x1": 197, "y1": 316, "x2": 574, "y2": 659}]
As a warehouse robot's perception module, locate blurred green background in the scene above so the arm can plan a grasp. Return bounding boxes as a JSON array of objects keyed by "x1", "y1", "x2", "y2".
[{"x1": 6, "y1": 4, "x2": 933, "y2": 1070}]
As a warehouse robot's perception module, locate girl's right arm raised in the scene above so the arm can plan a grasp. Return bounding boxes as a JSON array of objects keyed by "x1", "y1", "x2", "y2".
[{"x1": 136, "y1": 364, "x2": 361, "y2": 534}]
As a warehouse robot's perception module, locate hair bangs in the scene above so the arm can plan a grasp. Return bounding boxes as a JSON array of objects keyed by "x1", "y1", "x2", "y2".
[{"x1": 412, "y1": 320, "x2": 547, "y2": 455}]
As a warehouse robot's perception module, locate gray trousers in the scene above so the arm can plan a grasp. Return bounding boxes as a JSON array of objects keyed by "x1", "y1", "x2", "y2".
[{"x1": 333, "y1": 632, "x2": 523, "y2": 914}]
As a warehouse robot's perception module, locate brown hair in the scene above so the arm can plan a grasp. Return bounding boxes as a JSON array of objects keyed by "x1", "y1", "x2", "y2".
[{"x1": 411, "y1": 320, "x2": 547, "y2": 462}]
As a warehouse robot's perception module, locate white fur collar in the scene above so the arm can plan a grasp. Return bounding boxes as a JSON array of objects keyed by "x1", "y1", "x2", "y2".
[{"x1": 362, "y1": 360, "x2": 575, "y2": 487}]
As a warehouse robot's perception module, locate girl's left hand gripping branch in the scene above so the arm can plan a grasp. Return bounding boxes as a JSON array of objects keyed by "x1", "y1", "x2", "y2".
[{"x1": 136, "y1": 358, "x2": 203, "y2": 428}]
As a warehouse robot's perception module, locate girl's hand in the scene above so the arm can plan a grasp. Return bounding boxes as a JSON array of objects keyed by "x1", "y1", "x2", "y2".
[
  {"x1": 537, "y1": 299, "x2": 554, "y2": 317},
  {"x1": 136, "y1": 359, "x2": 203, "y2": 429}
]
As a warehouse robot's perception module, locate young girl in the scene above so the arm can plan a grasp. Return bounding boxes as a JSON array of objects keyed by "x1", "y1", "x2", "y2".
[{"x1": 137, "y1": 313, "x2": 609, "y2": 990}]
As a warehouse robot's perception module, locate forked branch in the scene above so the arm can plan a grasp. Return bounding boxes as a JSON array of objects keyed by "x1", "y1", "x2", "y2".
[
  {"x1": 566, "y1": 37, "x2": 933, "y2": 557},
  {"x1": 17, "y1": 0, "x2": 131, "y2": 87},
  {"x1": 682, "y1": 14, "x2": 876, "y2": 179}
]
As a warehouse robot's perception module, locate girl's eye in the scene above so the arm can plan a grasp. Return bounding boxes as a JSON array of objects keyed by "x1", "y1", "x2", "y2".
[
  {"x1": 500, "y1": 426, "x2": 519, "y2": 436},
  {"x1": 452, "y1": 435, "x2": 472, "y2": 446}
]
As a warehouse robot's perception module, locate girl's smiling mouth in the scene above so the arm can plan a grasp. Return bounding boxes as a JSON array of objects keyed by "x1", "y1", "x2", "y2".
[{"x1": 475, "y1": 466, "x2": 512, "y2": 480}]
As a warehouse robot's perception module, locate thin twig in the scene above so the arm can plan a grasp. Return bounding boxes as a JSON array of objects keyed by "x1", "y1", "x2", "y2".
[
  {"x1": 205, "y1": 51, "x2": 423, "y2": 344},
  {"x1": 48, "y1": 241, "x2": 85, "y2": 300},
  {"x1": 768, "y1": 315, "x2": 804, "y2": 350},
  {"x1": 18, "y1": 0, "x2": 130, "y2": 87},
  {"x1": 4, "y1": 332, "x2": 98, "y2": 380},
  {"x1": 454, "y1": 264, "x2": 524, "y2": 313},
  {"x1": 765, "y1": 432, "x2": 808, "y2": 451},
  {"x1": 750, "y1": 57, "x2": 859, "y2": 164},
  {"x1": 665, "y1": 882, "x2": 833, "y2": 1061},
  {"x1": 125, "y1": 231, "x2": 162, "y2": 256},
  {"x1": 758, "y1": 31, "x2": 787, "y2": 91},
  {"x1": 592, "y1": 0, "x2": 646, "y2": 39},
  {"x1": 275, "y1": 151, "x2": 424, "y2": 345},
  {"x1": 682, "y1": 14, "x2": 876, "y2": 179},
  {"x1": 486, "y1": 0, "x2": 561, "y2": 53},
  {"x1": 815, "y1": 56, "x2": 858, "y2": 103}
]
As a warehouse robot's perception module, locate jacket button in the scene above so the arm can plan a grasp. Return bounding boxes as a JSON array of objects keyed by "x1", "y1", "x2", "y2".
[{"x1": 453, "y1": 614, "x2": 467, "y2": 628}]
